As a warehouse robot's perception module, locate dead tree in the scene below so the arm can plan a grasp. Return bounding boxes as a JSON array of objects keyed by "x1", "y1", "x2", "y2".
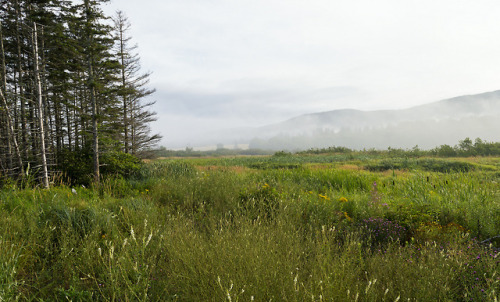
[{"x1": 32, "y1": 22, "x2": 49, "y2": 188}]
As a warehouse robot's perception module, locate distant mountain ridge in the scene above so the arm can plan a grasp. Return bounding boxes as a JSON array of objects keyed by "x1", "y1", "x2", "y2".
[
  {"x1": 190, "y1": 90, "x2": 500, "y2": 150},
  {"x1": 258, "y1": 90, "x2": 500, "y2": 137}
]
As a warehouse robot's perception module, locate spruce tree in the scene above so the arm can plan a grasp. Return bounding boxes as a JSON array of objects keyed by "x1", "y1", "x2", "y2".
[
  {"x1": 0, "y1": 0, "x2": 160, "y2": 186},
  {"x1": 113, "y1": 10, "x2": 160, "y2": 155},
  {"x1": 78, "y1": 0, "x2": 119, "y2": 182}
]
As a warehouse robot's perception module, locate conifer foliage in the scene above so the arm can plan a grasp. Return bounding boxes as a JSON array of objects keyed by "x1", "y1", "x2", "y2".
[{"x1": 0, "y1": 0, "x2": 160, "y2": 186}]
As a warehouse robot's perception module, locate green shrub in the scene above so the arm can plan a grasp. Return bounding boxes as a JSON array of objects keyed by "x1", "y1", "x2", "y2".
[
  {"x1": 59, "y1": 149, "x2": 143, "y2": 185},
  {"x1": 273, "y1": 150, "x2": 292, "y2": 157},
  {"x1": 58, "y1": 148, "x2": 93, "y2": 185},
  {"x1": 365, "y1": 158, "x2": 474, "y2": 173},
  {"x1": 101, "y1": 151, "x2": 143, "y2": 178},
  {"x1": 417, "y1": 159, "x2": 473, "y2": 173}
]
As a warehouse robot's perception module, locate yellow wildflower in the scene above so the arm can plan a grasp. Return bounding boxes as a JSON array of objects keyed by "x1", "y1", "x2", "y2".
[
  {"x1": 338, "y1": 197, "x2": 348, "y2": 203},
  {"x1": 343, "y1": 212, "x2": 352, "y2": 221},
  {"x1": 319, "y1": 194, "x2": 330, "y2": 200}
]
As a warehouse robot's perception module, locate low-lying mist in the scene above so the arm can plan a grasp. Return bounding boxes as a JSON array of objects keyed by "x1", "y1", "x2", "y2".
[{"x1": 169, "y1": 90, "x2": 500, "y2": 151}]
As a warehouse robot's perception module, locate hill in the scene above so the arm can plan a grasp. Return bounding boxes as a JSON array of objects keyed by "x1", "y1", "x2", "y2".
[
  {"x1": 247, "y1": 90, "x2": 500, "y2": 150},
  {"x1": 184, "y1": 90, "x2": 500, "y2": 151}
]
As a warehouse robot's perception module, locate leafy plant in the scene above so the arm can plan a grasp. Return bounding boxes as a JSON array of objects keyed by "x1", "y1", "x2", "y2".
[
  {"x1": 101, "y1": 151, "x2": 143, "y2": 178},
  {"x1": 360, "y1": 217, "x2": 409, "y2": 248}
]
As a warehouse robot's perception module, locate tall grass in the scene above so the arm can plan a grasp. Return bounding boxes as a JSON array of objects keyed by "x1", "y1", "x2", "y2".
[{"x1": 0, "y1": 157, "x2": 498, "y2": 300}]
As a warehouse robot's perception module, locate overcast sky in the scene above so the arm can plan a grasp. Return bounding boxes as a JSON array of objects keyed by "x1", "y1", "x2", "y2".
[{"x1": 102, "y1": 0, "x2": 500, "y2": 148}]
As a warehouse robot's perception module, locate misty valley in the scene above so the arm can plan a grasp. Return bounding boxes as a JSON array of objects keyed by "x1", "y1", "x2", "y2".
[
  {"x1": 186, "y1": 90, "x2": 500, "y2": 151},
  {"x1": 1, "y1": 0, "x2": 500, "y2": 301}
]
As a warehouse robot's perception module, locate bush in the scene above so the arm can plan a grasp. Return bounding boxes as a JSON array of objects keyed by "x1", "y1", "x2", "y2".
[
  {"x1": 273, "y1": 151, "x2": 292, "y2": 157},
  {"x1": 365, "y1": 158, "x2": 474, "y2": 173},
  {"x1": 100, "y1": 151, "x2": 143, "y2": 178},
  {"x1": 58, "y1": 149, "x2": 143, "y2": 185},
  {"x1": 417, "y1": 159, "x2": 473, "y2": 173},
  {"x1": 58, "y1": 148, "x2": 94, "y2": 185}
]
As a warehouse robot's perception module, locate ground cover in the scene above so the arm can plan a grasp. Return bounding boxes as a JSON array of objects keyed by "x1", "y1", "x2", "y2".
[{"x1": 0, "y1": 154, "x2": 498, "y2": 301}]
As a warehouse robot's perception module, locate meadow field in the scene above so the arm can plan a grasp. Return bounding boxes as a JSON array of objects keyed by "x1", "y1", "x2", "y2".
[{"x1": 0, "y1": 153, "x2": 499, "y2": 301}]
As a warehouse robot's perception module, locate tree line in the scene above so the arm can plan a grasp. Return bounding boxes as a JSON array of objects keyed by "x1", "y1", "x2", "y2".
[
  {"x1": 298, "y1": 138, "x2": 500, "y2": 158},
  {"x1": 0, "y1": 0, "x2": 160, "y2": 187}
]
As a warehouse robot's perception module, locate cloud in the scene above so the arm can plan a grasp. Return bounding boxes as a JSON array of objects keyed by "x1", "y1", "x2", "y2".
[
  {"x1": 147, "y1": 82, "x2": 366, "y2": 148},
  {"x1": 153, "y1": 82, "x2": 365, "y2": 118},
  {"x1": 103, "y1": 0, "x2": 500, "y2": 147}
]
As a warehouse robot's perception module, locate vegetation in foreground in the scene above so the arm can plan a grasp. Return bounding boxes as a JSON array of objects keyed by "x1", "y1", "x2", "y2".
[{"x1": 0, "y1": 152, "x2": 499, "y2": 301}]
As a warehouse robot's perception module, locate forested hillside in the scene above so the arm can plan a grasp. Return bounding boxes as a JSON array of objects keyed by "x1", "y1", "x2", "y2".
[
  {"x1": 0, "y1": 0, "x2": 160, "y2": 186},
  {"x1": 247, "y1": 91, "x2": 500, "y2": 150}
]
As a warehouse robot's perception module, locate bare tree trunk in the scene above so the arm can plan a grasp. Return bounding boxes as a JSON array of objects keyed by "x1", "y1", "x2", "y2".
[
  {"x1": 85, "y1": 0, "x2": 100, "y2": 183},
  {"x1": 0, "y1": 23, "x2": 13, "y2": 171},
  {"x1": 89, "y1": 78, "x2": 100, "y2": 183},
  {"x1": 78, "y1": 77, "x2": 87, "y2": 149},
  {"x1": 65, "y1": 98, "x2": 72, "y2": 151},
  {"x1": 32, "y1": 23, "x2": 49, "y2": 188},
  {"x1": 54, "y1": 96, "x2": 62, "y2": 153},
  {"x1": 0, "y1": 90, "x2": 23, "y2": 177},
  {"x1": 39, "y1": 25, "x2": 54, "y2": 166},
  {"x1": 15, "y1": 0, "x2": 28, "y2": 160},
  {"x1": 0, "y1": 23, "x2": 23, "y2": 177},
  {"x1": 120, "y1": 35, "x2": 129, "y2": 154},
  {"x1": 90, "y1": 69, "x2": 99, "y2": 183},
  {"x1": 116, "y1": 14, "x2": 129, "y2": 153},
  {"x1": 131, "y1": 100, "x2": 136, "y2": 155},
  {"x1": 73, "y1": 85, "x2": 80, "y2": 150}
]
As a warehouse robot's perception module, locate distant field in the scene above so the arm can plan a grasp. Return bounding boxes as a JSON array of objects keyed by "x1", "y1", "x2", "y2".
[{"x1": 0, "y1": 153, "x2": 498, "y2": 301}]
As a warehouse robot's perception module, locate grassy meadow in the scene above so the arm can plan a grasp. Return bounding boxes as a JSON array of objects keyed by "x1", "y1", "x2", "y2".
[{"x1": 0, "y1": 153, "x2": 499, "y2": 301}]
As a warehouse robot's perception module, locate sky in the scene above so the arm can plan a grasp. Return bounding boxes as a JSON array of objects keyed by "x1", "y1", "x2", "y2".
[{"x1": 101, "y1": 0, "x2": 500, "y2": 148}]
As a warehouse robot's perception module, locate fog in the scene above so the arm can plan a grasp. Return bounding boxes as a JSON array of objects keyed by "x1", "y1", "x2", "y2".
[
  {"x1": 100, "y1": 1, "x2": 500, "y2": 150},
  {"x1": 173, "y1": 90, "x2": 500, "y2": 151}
]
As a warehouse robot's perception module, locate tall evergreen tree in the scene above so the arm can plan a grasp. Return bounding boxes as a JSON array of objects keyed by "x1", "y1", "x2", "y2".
[
  {"x1": 113, "y1": 10, "x2": 160, "y2": 155},
  {"x1": 0, "y1": 0, "x2": 160, "y2": 186},
  {"x1": 79, "y1": 0, "x2": 119, "y2": 182}
]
